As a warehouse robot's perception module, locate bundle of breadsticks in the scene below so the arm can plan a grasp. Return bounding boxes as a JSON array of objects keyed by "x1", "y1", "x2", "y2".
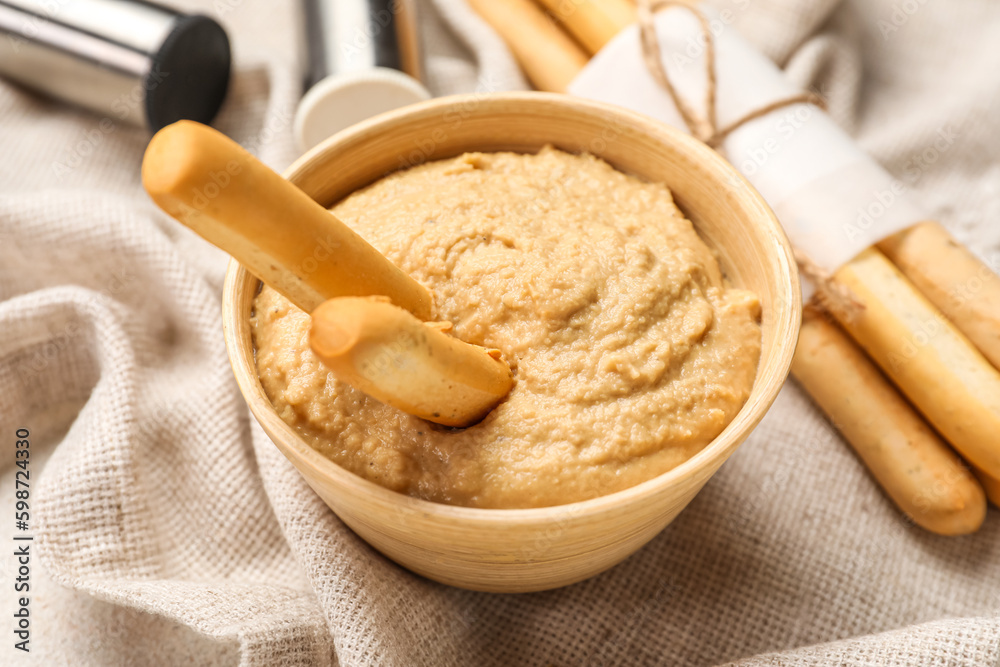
[{"x1": 468, "y1": 0, "x2": 1000, "y2": 535}]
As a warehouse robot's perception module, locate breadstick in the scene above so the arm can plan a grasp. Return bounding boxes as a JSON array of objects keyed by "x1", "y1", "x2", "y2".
[
  {"x1": 142, "y1": 120, "x2": 433, "y2": 319},
  {"x1": 832, "y1": 248, "x2": 1000, "y2": 479},
  {"x1": 467, "y1": 0, "x2": 588, "y2": 92},
  {"x1": 792, "y1": 308, "x2": 985, "y2": 535},
  {"x1": 310, "y1": 297, "x2": 514, "y2": 427},
  {"x1": 878, "y1": 221, "x2": 1000, "y2": 370},
  {"x1": 533, "y1": 0, "x2": 636, "y2": 55}
]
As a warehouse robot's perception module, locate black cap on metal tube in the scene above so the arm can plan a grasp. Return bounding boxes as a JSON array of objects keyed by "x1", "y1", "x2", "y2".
[{"x1": 0, "y1": 0, "x2": 231, "y2": 131}]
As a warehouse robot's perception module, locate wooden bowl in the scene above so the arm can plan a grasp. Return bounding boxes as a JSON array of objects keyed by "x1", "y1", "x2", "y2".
[{"x1": 223, "y1": 92, "x2": 800, "y2": 592}]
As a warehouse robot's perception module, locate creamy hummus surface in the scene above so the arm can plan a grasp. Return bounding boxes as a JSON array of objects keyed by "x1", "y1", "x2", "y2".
[{"x1": 251, "y1": 147, "x2": 761, "y2": 509}]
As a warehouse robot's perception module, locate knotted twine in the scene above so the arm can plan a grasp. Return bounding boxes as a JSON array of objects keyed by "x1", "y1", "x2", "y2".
[{"x1": 636, "y1": 0, "x2": 864, "y2": 320}]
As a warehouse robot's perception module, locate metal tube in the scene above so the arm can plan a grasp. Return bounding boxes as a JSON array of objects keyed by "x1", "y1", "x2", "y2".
[
  {"x1": 0, "y1": 0, "x2": 231, "y2": 130},
  {"x1": 302, "y1": 0, "x2": 422, "y2": 89}
]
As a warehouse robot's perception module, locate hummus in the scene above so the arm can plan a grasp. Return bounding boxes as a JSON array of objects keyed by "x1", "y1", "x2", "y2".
[{"x1": 251, "y1": 147, "x2": 761, "y2": 509}]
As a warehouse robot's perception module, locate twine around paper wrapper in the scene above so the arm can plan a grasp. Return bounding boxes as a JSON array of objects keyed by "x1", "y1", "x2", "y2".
[{"x1": 636, "y1": 0, "x2": 864, "y2": 320}]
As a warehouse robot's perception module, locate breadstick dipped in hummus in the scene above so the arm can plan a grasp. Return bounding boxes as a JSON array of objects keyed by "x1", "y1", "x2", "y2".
[
  {"x1": 310, "y1": 297, "x2": 514, "y2": 428},
  {"x1": 142, "y1": 121, "x2": 515, "y2": 427},
  {"x1": 792, "y1": 308, "x2": 986, "y2": 536}
]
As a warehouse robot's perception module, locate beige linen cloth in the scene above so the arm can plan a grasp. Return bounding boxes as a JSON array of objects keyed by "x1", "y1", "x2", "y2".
[{"x1": 1, "y1": 0, "x2": 999, "y2": 664}]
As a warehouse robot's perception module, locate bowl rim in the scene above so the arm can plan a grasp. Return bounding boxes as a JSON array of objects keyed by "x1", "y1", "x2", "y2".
[{"x1": 224, "y1": 91, "x2": 801, "y2": 525}]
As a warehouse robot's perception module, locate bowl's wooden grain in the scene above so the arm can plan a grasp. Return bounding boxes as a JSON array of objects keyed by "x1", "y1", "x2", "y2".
[{"x1": 223, "y1": 92, "x2": 800, "y2": 592}]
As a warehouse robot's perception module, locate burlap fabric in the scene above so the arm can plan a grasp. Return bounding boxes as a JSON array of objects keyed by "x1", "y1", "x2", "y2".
[{"x1": 2, "y1": 0, "x2": 999, "y2": 664}]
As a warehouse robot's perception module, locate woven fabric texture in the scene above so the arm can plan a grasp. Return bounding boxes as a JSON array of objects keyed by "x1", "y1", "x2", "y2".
[{"x1": 1, "y1": 0, "x2": 998, "y2": 665}]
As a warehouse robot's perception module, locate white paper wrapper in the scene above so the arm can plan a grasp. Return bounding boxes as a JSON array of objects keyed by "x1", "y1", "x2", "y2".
[{"x1": 568, "y1": 6, "x2": 927, "y2": 279}]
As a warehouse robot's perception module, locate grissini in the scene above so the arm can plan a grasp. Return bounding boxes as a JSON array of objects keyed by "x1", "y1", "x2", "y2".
[
  {"x1": 467, "y1": 0, "x2": 588, "y2": 93},
  {"x1": 142, "y1": 120, "x2": 433, "y2": 319},
  {"x1": 792, "y1": 308, "x2": 985, "y2": 536},
  {"x1": 879, "y1": 221, "x2": 1000, "y2": 370},
  {"x1": 833, "y1": 248, "x2": 1000, "y2": 479},
  {"x1": 310, "y1": 297, "x2": 514, "y2": 427},
  {"x1": 532, "y1": 0, "x2": 636, "y2": 55}
]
